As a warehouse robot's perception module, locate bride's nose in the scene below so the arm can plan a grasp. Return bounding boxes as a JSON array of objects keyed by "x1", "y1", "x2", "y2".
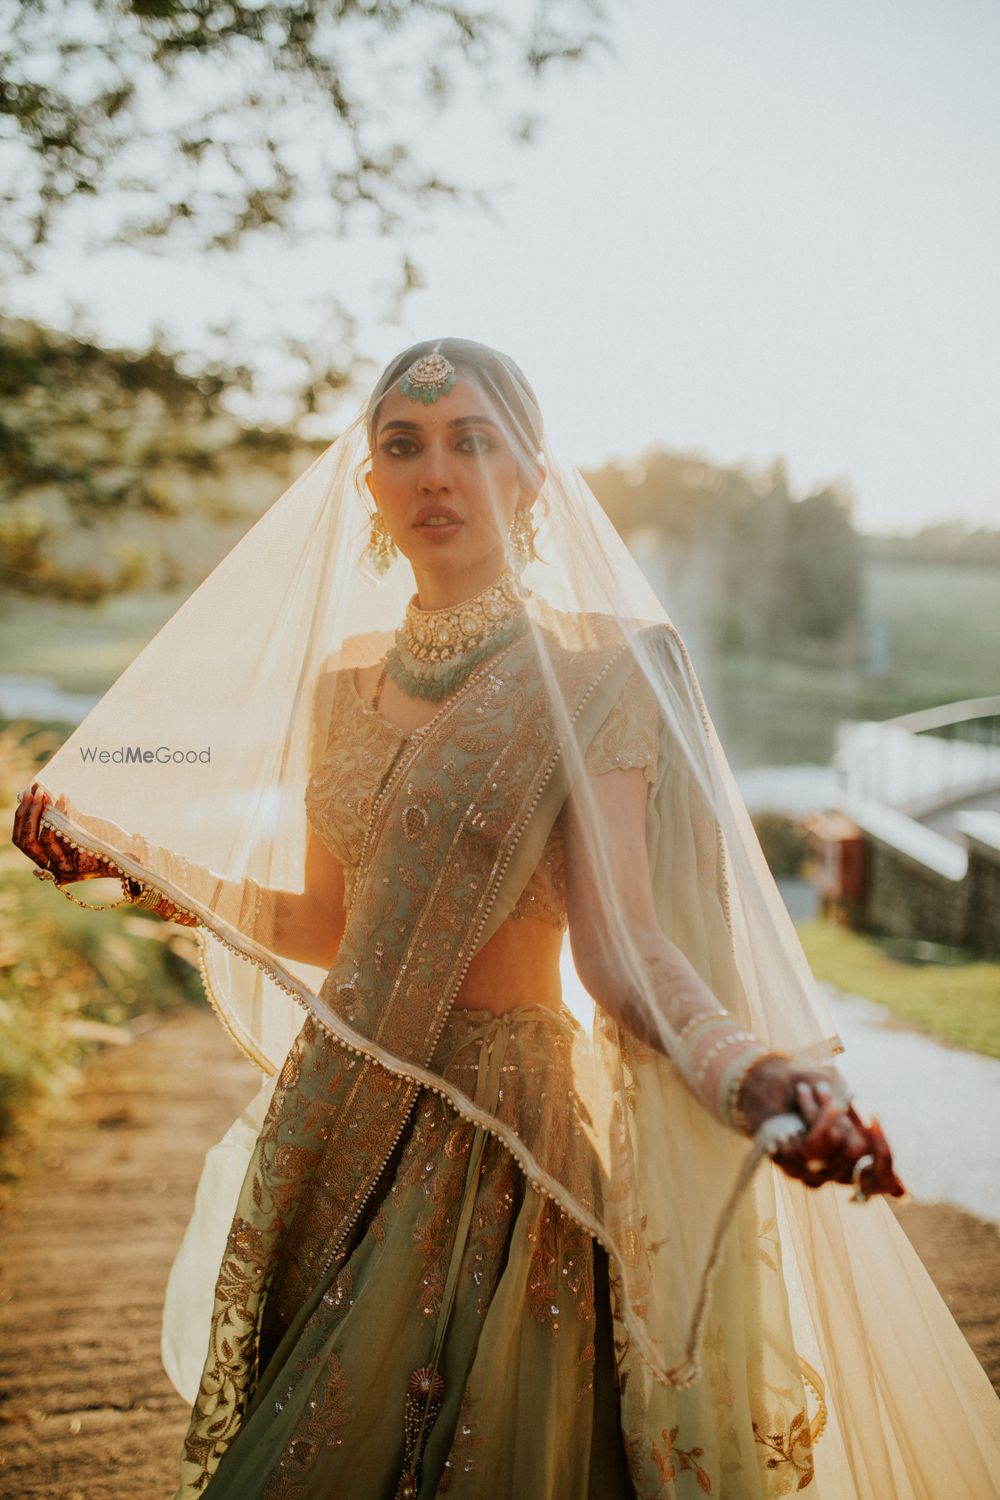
[{"x1": 416, "y1": 437, "x2": 453, "y2": 494}]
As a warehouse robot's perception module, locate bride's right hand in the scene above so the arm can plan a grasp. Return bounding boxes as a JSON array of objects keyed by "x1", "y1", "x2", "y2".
[{"x1": 12, "y1": 783, "x2": 108, "y2": 884}]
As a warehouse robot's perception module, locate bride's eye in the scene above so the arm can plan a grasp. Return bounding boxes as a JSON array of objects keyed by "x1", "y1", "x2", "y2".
[
  {"x1": 458, "y1": 432, "x2": 496, "y2": 454},
  {"x1": 381, "y1": 436, "x2": 418, "y2": 456}
]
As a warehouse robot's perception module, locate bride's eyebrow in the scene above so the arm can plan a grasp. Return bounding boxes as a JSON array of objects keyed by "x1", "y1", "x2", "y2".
[{"x1": 378, "y1": 416, "x2": 502, "y2": 436}]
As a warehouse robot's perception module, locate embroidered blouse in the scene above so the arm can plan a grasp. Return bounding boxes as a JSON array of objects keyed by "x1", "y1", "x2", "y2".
[{"x1": 305, "y1": 663, "x2": 660, "y2": 931}]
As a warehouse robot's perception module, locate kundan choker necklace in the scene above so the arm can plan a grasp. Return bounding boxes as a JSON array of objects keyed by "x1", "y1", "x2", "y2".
[{"x1": 385, "y1": 571, "x2": 527, "y2": 702}]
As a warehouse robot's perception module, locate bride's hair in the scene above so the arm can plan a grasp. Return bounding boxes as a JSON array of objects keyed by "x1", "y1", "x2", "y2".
[{"x1": 365, "y1": 338, "x2": 545, "y2": 487}]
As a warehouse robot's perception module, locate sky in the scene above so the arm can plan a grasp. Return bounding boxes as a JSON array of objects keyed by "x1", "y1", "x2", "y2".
[{"x1": 12, "y1": 0, "x2": 1000, "y2": 533}]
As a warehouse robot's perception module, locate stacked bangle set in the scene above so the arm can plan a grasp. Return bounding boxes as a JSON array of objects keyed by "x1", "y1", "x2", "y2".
[{"x1": 671, "y1": 1008, "x2": 787, "y2": 1136}]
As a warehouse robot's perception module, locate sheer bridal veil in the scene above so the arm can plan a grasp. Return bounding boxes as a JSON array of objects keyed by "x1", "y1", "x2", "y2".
[{"x1": 28, "y1": 338, "x2": 1000, "y2": 1495}]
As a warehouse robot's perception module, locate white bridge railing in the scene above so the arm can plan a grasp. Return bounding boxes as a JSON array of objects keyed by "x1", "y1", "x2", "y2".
[{"x1": 836, "y1": 697, "x2": 1000, "y2": 821}]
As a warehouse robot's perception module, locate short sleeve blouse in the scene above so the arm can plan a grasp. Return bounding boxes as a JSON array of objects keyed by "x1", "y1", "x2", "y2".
[{"x1": 582, "y1": 662, "x2": 660, "y2": 785}]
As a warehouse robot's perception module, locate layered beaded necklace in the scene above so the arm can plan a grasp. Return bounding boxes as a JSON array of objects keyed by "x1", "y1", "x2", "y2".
[{"x1": 385, "y1": 570, "x2": 527, "y2": 702}]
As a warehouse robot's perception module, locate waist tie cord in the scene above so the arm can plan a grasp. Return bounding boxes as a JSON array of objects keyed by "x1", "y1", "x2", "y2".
[{"x1": 395, "y1": 1015, "x2": 514, "y2": 1500}]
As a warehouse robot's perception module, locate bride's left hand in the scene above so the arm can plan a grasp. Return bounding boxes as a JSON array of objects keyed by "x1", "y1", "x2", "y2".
[{"x1": 737, "y1": 1056, "x2": 906, "y2": 1200}]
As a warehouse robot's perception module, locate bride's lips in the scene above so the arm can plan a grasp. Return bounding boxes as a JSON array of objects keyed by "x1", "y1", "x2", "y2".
[{"x1": 412, "y1": 504, "x2": 464, "y2": 539}]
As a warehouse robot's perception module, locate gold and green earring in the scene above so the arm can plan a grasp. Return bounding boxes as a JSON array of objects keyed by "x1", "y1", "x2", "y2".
[
  {"x1": 508, "y1": 507, "x2": 539, "y2": 572},
  {"x1": 364, "y1": 510, "x2": 397, "y2": 577}
]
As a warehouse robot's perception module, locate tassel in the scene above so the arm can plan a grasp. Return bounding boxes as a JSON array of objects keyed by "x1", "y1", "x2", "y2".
[{"x1": 395, "y1": 1365, "x2": 445, "y2": 1498}]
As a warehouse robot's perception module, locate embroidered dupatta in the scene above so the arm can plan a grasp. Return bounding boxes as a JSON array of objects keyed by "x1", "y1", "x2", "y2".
[
  {"x1": 267, "y1": 623, "x2": 633, "y2": 1282},
  {"x1": 28, "y1": 349, "x2": 1000, "y2": 1497},
  {"x1": 156, "y1": 607, "x2": 816, "y2": 1461}
]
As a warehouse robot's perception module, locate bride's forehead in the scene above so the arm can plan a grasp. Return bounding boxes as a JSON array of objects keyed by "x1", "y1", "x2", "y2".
[{"x1": 375, "y1": 374, "x2": 492, "y2": 427}]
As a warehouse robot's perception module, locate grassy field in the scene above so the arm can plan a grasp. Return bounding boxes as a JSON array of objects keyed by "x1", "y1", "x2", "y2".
[
  {"x1": 797, "y1": 918, "x2": 1000, "y2": 1059},
  {"x1": 712, "y1": 559, "x2": 1000, "y2": 766},
  {"x1": 865, "y1": 559, "x2": 1000, "y2": 707},
  {"x1": 2, "y1": 559, "x2": 998, "y2": 718},
  {"x1": 0, "y1": 589, "x2": 189, "y2": 695}
]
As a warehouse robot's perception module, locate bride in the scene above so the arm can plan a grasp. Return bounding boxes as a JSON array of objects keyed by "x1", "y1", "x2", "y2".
[{"x1": 13, "y1": 338, "x2": 1000, "y2": 1497}]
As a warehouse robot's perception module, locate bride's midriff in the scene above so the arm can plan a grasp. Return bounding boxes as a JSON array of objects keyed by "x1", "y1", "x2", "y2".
[{"x1": 452, "y1": 915, "x2": 564, "y2": 1014}]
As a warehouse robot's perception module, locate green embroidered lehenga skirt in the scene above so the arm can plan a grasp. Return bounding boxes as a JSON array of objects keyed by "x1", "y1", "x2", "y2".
[{"x1": 186, "y1": 1002, "x2": 637, "y2": 1499}]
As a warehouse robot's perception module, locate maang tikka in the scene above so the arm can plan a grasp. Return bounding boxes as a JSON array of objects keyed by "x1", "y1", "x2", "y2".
[{"x1": 399, "y1": 352, "x2": 457, "y2": 404}]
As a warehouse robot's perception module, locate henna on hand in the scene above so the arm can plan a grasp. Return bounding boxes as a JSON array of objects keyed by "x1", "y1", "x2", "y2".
[
  {"x1": 13, "y1": 783, "x2": 108, "y2": 884},
  {"x1": 736, "y1": 1055, "x2": 906, "y2": 1201}
]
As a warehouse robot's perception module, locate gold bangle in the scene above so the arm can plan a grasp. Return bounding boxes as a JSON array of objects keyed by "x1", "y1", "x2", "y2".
[
  {"x1": 120, "y1": 874, "x2": 200, "y2": 927},
  {"x1": 131, "y1": 881, "x2": 167, "y2": 912}
]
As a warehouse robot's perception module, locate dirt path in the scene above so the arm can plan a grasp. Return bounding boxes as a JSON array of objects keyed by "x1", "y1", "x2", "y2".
[
  {"x1": 1, "y1": 1006, "x2": 998, "y2": 1500},
  {"x1": 0, "y1": 1008, "x2": 258, "y2": 1500}
]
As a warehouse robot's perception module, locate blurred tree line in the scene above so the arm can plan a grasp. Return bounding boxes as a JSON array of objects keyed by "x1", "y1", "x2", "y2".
[
  {"x1": 865, "y1": 524, "x2": 1000, "y2": 568},
  {"x1": 585, "y1": 449, "x2": 865, "y2": 665},
  {"x1": 0, "y1": 317, "x2": 317, "y2": 602},
  {"x1": 1, "y1": 316, "x2": 867, "y2": 677}
]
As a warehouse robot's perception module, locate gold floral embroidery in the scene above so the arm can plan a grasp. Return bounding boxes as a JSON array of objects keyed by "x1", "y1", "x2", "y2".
[
  {"x1": 650, "y1": 1425, "x2": 714, "y2": 1494},
  {"x1": 752, "y1": 1407, "x2": 815, "y2": 1492},
  {"x1": 756, "y1": 1215, "x2": 782, "y2": 1274},
  {"x1": 259, "y1": 1022, "x2": 420, "y2": 1342},
  {"x1": 305, "y1": 664, "x2": 578, "y2": 929},
  {"x1": 437, "y1": 1391, "x2": 486, "y2": 1493},
  {"x1": 576, "y1": 1338, "x2": 597, "y2": 1403},
  {"x1": 408, "y1": 1108, "x2": 453, "y2": 1319},
  {"x1": 749, "y1": 1358, "x2": 825, "y2": 1493},
  {"x1": 260, "y1": 1352, "x2": 353, "y2": 1500},
  {"x1": 304, "y1": 672, "x2": 405, "y2": 912},
  {"x1": 701, "y1": 1321, "x2": 743, "y2": 1477},
  {"x1": 526, "y1": 1196, "x2": 596, "y2": 1333},
  {"x1": 582, "y1": 660, "x2": 660, "y2": 785},
  {"x1": 465, "y1": 1159, "x2": 519, "y2": 1318},
  {"x1": 444, "y1": 1121, "x2": 471, "y2": 1160},
  {"x1": 178, "y1": 1015, "x2": 413, "y2": 1494},
  {"x1": 509, "y1": 809, "x2": 567, "y2": 929},
  {"x1": 180, "y1": 1024, "x2": 335, "y2": 1491},
  {"x1": 369, "y1": 1199, "x2": 389, "y2": 1246}
]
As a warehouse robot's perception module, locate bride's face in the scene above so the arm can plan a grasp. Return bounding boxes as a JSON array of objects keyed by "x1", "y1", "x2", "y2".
[{"x1": 367, "y1": 375, "x2": 531, "y2": 579}]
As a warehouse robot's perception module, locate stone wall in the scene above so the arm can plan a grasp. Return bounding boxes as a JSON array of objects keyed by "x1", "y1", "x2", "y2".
[
  {"x1": 859, "y1": 838, "x2": 999, "y2": 956},
  {"x1": 966, "y1": 847, "x2": 1000, "y2": 956}
]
